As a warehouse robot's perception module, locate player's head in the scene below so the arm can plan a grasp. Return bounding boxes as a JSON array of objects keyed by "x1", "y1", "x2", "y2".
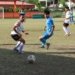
[
  {"x1": 19, "y1": 12, "x2": 25, "y2": 22},
  {"x1": 44, "y1": 7, "x2": 50, "y2": 18},
  {"x1": 64, "y1": 6, "x2": 69, "y2": 12}
]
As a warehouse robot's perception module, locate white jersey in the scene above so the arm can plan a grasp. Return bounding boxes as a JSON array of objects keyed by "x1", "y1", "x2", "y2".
[
  {"x1": 64, "y1": 11, "x2": 71, "y2": 23},
  {"x1": 11, "y1": 20, "x2": 24, "y2": 35}
]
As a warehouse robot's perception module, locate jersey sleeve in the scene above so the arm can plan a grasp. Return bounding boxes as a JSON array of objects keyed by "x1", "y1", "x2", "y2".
[{"x1": 51, "y1": 18, "x2": 54, "y2": 26}]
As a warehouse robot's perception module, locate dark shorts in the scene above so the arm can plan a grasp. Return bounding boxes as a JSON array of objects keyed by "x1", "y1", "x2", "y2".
[
  {"x1": 63, "y1": 23, "x2": 69, "y2": 27},
  {"x1": 11, "y1": 34, "x2": 21, "y2": 41}
]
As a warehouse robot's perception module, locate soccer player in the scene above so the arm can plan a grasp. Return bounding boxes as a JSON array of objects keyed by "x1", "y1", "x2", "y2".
[
  {"x1": 39, "y1": 8, "x2": 55, "y2": 49},
  {"x1": 63, "y1": 6, "x2": 71, "y2": 36},
  {"x1": 11, "y1": 12, "x2": 28, "y2": 54}
]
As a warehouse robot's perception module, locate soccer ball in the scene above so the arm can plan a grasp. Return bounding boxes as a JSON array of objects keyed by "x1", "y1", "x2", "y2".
[{"x1": 27, "y1": 55, "x2": 36, "y2": 64}]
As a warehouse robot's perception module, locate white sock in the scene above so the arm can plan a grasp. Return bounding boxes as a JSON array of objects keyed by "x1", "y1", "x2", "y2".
[
  {"x1": 16, "y1": 42, "x2": 24, "y2": 53},
  {"x1": 16, "y1": 41, "x2": 21, "y2": 48},
  {"x1": 19, "y1": 42, "x2": 24, "y2": 53}
]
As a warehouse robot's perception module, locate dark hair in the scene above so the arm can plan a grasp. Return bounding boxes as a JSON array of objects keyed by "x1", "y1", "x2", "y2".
[
  {"x1": 65, "y1": 6, "x2": 69, "y2": 10},
  {"x1": 44, "y1": 7, "x2": 50, "y2": 15},
  {"x1": 19, "y1": 12, "x2": 25, "y2": 16}
]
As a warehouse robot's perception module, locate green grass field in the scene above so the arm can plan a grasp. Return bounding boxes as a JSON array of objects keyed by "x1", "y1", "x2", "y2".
[{"x1": 0, "y1": 18, "x2": 75, "y2": 75}]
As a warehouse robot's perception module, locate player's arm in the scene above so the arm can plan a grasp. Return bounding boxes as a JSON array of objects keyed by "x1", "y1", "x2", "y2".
[
  {"x1": 51, "y1": 19, "x2": 55, "y2": 31},
  {"x1": 22, "y1": 30, "x2": 29, "y2": 35},
  {"x1": 44, "y1": 26, "x2": 46, "y2": 31},
  {"x1": 20, "y1": 25, "x2": 29, "y2": 35},
  {"x1": 65, "y1": 16, "x2": 70, "y2": 19},
  {"x1": 53, "y1": 25, "x2": 55, "y2": 31}
]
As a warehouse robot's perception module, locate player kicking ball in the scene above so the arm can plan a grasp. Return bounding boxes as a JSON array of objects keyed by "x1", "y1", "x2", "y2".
[
  {"x1": 11, "y1": 12, "x2": 28, "y2": 54},
  {"x1": 39, "y1": 8, "x2": 55, "y2": 50}
]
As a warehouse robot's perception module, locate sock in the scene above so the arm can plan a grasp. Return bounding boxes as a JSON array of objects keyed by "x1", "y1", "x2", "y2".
[
  {"x1": 15, "y1": 41, "x2": 21, "y2": 51},
  {"x1": 16, "y1": 41, "x2": 21, "y2": 48},
  {"x1": 19, "y1": 42, "x2": 24, "y2": 53}
]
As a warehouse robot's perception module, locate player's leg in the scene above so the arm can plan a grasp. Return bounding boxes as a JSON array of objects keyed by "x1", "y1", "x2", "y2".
[
  {"x1": 63, "y1": 23, "x2": 69, "y2": 35},
  {"x1": 63, "y1": 26, "x2": 68, "y2": 35},
  {"x1": 17, "y1": 38, "x2": 25, "y2": 54},
  {"x1": 39, "y1": 32, "x2": 53, "y2": 49},
  {"x1": 39, "y1": 32, "x2": 48, "y2": 48},
  {"x1": 11, "y1": 34, "x2": 21, "y2": 52},
  {"x1": 11, "y1": 34, "x2": 25, "y2": 53},
  {"x1": 44, "y1": 32, "x2": 53, "y2": 49},
  {"x1": 66, "y1": 26, "x2": 71, "y2": 36},
  {"x1": 39, "y1": 36, "x2": 46, "y2": 48}
]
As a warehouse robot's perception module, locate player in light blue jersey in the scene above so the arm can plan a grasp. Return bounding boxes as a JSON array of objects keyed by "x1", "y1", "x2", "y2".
[{"x1": 39, "y1": 8, "x2": 55, "y2": 49}]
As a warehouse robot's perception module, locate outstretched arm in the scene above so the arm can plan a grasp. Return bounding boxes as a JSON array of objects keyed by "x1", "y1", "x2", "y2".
[
  {"x1": 22, "y1": 30, "x2": 29, "y2": 35},
  {"x1": 44, "y1": 26, "x2": 46, "y2": 31},
  {"x1": 53, "y1": 25, "x2": 55, "y2": 31}
]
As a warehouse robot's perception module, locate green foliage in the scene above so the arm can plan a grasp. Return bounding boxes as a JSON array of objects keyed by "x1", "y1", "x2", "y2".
[
  {"x1": 4, "y1": 7, "x2": 13, "y2": 12},
  {"x1": 27, "y1": 0, "x2": 38, "y2": 4},
  {"x1": 27, "y1": 0, "x2": 42, "y2": 11},
  {"x1": 59, "y1": 0, "x2": 66, "y2": 5},
  {"x1": 51, "y1": 9, "x2": 63, "y2": 18}
]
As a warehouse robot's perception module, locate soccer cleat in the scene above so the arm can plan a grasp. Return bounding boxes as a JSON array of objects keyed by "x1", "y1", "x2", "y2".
[
  {"x1": 13, "y1": 48, "x2": 23, "y2": 54},
  {"x1": 46, "y1": 43, "x2": 50, "y2": 50},
  {"x1": 18, "y1": 50, "x2": 24, "y2": 54},
  {"x1": 13, "y1": 48, "x2": 19, "y2": 52},
  {"x1": 40, "y1": 45, "x2": 45, "y2": 48}
]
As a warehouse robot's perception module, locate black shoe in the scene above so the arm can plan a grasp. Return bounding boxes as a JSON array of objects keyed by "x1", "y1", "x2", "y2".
[
  {"x1": 18, "y1": 50, "x2": 24, "y2": 54},
  {"x1": 46, "y1": 43, "x2": 50, "y2": 50},
  {"x1": 13, "y1": 48, "x2": 18, "y2": 52},
  {"x1": 40, "y1": 46, "x2": 45, "y2": 48}
]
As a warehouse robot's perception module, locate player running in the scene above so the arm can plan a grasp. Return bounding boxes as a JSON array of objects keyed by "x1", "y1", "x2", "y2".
[
  {"x1": 63, "y1": 6, "x2": 71, "y2": 36},
  {"x1": 11, "y1": 12, "x2": 28, "y2": 54},
  {"x1": 39, "y1": 8, "x2": 55, "y2": 49}
]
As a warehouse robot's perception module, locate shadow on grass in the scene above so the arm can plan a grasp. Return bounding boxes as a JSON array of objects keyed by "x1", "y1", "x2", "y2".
[
  {"x1": 1, "y1": 44, "x2": 75, "y2": 50},
  {"x1": 0, "y1": 48, "x2": 75, "y2": 75},
  {"x1": 0, "y1": 43, "x2": 41, "y2": 46},
  {"x1": 48, "y1": 52, "x2": 75, "y2": 54}
]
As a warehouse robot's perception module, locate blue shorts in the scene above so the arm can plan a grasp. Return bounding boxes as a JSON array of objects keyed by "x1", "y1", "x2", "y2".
[{"x1": 42, "y1": 31, "x2": 53, "y2": 40}]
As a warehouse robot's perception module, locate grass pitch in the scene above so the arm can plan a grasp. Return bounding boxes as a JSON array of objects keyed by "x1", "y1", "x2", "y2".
[{"x1": 0, "y1": 18, "x2": 75, "y2": 75}]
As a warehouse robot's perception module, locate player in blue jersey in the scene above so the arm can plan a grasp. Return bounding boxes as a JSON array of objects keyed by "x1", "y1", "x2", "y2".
[{"x1": 39, "y1": 8, "x2": 55, "y2": 49}]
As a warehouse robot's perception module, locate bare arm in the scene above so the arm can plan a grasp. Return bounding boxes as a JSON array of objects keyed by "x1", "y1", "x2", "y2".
[
  {"x1": 22, "y1": 30, "x2": 29, "y2": 35},
  {"x1": 44, "y1": 26, "x2": 46, "y2": 31},
  {"x1": 53, "y1": 25, "x2": 55, "y2": 31}
]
